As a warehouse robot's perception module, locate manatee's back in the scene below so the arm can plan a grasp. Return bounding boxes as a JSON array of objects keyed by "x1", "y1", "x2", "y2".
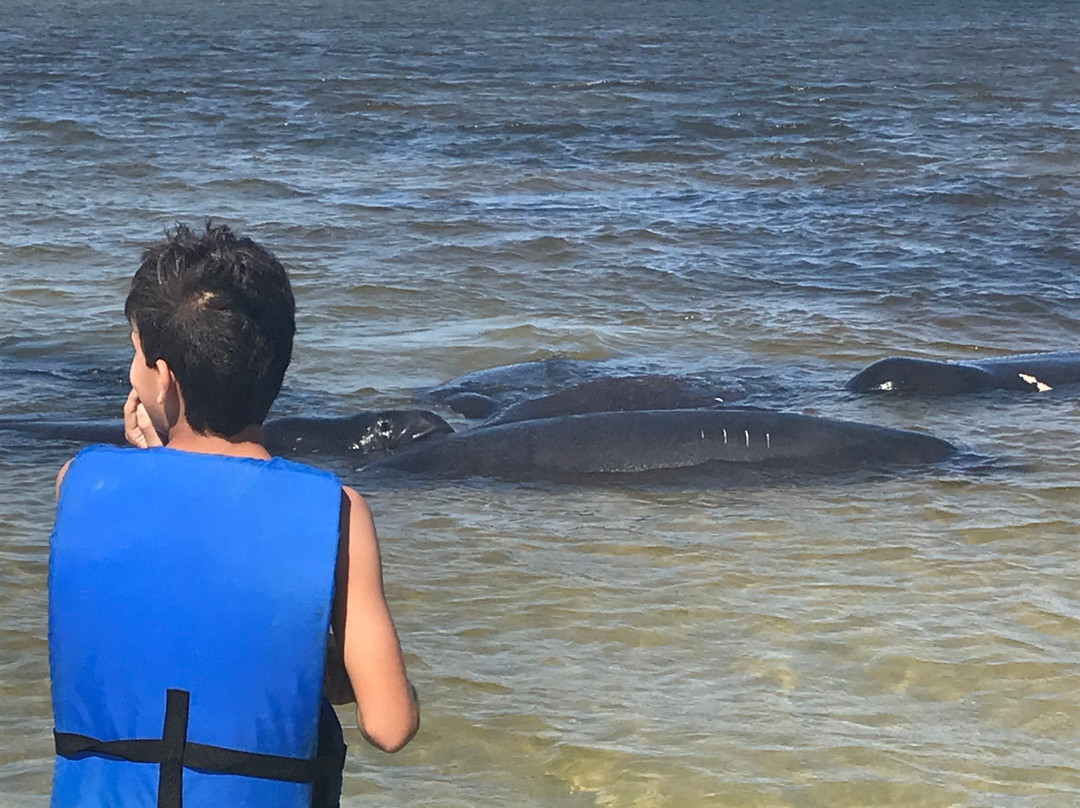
[{"x1": 846, "y1": 357, "x2": 997, "y2": 395}]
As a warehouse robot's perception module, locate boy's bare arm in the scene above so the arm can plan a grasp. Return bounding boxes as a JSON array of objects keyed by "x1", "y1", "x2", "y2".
[
  {"x1": 55, "y1": 459, "x2": 73, "y2": 499},
  {"x1": 331, "y1": 487, "x2": 419, "y2": 753}
]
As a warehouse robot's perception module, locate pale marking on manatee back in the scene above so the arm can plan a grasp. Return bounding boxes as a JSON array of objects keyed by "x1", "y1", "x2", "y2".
[
  {"x1": 766, "y1": 432, "x2": 771, "y2": 450},
  {"x1": 1018, "y1": 373, "x2": 1052, "y2": 392},
  {"x1": 875, "y1": 381, "x2": 895, "y2": 391},
  {"x1": 744, "y1": 430, "x2": 750, "y2": 448},
  {"x1": 722, "y1": 428, "x2": 728, "y2": 444}
]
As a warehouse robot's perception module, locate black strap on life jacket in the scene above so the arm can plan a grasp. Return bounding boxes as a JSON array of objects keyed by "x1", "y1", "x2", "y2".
[{"x1": 54, "y1": 689, "x2": 346, "y2": 808}]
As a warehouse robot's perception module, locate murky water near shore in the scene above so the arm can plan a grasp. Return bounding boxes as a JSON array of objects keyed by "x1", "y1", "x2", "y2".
[{"x1": 2, "y1": 1, "x2": 1079, "y2": 805}]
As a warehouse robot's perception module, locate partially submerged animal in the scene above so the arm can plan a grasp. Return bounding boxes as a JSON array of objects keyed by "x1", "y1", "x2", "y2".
[
  {"x1": 482, "y1": 375, "x2": 740, "y2": 425},
  {"x1": 425, "y1": 360, "x2": 746, "y2": 419},
  {"x1": 847, "y1": 352, "x2": 1080, "y2": 395},
  {"x1": 363, "y1": 408, "x2": 957, "y2": 482},
  {"x1": 263, "y1": 410, "x2": 452, "y2": 458},
  {"x1": 0, "y1": 410, "x2": 453, "y2": 464}
]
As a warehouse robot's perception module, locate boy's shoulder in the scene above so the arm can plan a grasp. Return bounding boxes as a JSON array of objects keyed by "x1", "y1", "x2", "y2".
[
  {"x1": 57, "y1": 446, "x2": 344, "y2": 499},
  {"x1": 55, "y1": 444, "x2": 121, "y2": 497},
  {"x1": 341, "y1": 484, "x2": 367, "y2": 509}
]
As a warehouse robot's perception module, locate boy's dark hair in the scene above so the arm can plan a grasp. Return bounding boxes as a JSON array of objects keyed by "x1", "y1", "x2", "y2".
[{"x1": 124, "y1": 222, "x2": 295, "y2": 437}]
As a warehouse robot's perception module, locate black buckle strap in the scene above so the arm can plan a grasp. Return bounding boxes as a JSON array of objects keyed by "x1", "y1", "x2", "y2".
[
  {"x1": 55, "y1": 689, "x2": 346, "y2": 808},
  {"x1": 159, "y1": 688, "x2": 187, "y2": 807}
]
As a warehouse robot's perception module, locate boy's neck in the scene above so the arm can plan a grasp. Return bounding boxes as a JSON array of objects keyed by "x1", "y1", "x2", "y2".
[{"x1": 164, "y1": 422, "x2": 271, "y2": 460}]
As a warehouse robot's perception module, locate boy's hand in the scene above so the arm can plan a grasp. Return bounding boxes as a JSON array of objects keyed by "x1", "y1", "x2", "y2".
[{"x1": 124, "y1": 389, "x2": 163, "y2": 448}]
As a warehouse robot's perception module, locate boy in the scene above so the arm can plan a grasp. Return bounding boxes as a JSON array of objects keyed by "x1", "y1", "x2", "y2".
[{"x1": 49, "y1": 223, "x2": 418, "y2": 807}]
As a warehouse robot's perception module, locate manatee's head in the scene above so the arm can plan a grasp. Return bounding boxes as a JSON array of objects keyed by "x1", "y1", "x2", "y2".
[
  {"x1": 846, "y1": 357, "x2": 996, "y2": 395},
  {"x1": 347, "y1": 409, "x2": 454, "y2": 457},
  {"x1": 264, "y1": 409, "x2": 453, "y2": 459}
]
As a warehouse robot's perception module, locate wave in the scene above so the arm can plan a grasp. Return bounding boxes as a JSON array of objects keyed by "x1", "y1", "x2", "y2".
[{"x1": 9, "y1": 117, "x2": 106, "y2": 145}]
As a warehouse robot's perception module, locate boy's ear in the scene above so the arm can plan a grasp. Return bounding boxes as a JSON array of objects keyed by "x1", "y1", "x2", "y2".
[
  {"x1": 153, "y1": 359, "x2": 184, "y2": 409},
  {"x1": 153, "y1": 358, "x2": 171, "y2": 404},
  {"x1": 156, "y1": 359, "x2": 185, "y2": 429}
]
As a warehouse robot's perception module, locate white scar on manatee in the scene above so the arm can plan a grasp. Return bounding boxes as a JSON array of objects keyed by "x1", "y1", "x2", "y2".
[
  {"x1": 744, "y1": 430, "x2": 750, "y2": 447},
  {"x1": 875, "y1": 381, "x2": 895, "y2": 391},
  {"x1": 1018, "y1": 373, "x2": 1052, "y2": 392}
]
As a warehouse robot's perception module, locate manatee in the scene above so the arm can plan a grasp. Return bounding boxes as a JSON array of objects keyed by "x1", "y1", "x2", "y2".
[
  {"x1": 0, "y1": 410, "x2": 453, "y2": 463},
  {"x1": 847, "y1": 351, "x2": 1080, "y2": 395},
  {"x1": 483, "y1": 375, "x2": 741, "y2": 425},
  {"x1": 263, "y1": 410, "x2": 453, "y2": 458},
  {"x1": 421, "y1": 358, "x2": 610, "y2": 415},
  {"x1": 363, "y1": 408, "x2": 957, "y2": 481}
]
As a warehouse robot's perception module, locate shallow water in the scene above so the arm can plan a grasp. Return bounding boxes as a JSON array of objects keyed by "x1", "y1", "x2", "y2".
[{"x1": 2, "y1": 0, "x2": 1079, "y2": 805}]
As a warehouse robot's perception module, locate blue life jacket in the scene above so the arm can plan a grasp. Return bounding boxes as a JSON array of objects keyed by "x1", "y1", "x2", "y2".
[{"x1": 49, "y1": 445, "x2": 346, "y2": 808}]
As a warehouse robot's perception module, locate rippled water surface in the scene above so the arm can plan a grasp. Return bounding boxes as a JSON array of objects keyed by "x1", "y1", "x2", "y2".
[{"x1": 2, "y1": 1, "x2": 1079, "y2": 805}]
